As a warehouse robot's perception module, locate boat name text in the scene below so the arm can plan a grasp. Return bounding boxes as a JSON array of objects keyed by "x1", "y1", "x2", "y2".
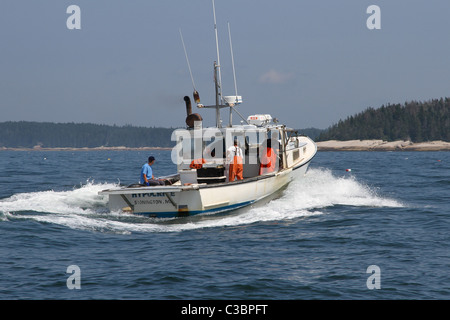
[{"x1": 132, "y1": 192, "x2": 176, "y2": 198}]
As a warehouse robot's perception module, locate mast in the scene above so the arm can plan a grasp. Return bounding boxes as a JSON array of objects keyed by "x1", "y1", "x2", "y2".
[
  {"x1": 212, "y1": 0, "x2": 223, "y2": 106},
  {"x1": 212, "y1": 0, "x2": 224, "y2": 128},
  {"x1": 228, "y1": 22, "x2": 238, "y2": 127},
  {"x1": 196, "y1": 0, "x2": 248, "y2": 128},
  {"x1": 214, "y1": 61, "x2": 221, "y2": 128}
]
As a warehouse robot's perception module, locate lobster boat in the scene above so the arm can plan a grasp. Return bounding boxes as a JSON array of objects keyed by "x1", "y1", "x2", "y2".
[{"x1": 99, "y1": 1, "x2": 317, "y2": 218}]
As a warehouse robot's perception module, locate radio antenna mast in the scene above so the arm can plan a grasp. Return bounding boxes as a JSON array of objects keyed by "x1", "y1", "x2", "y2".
[
  {"x1": 198, "y1": 0, "x2": 248, "y2": 127},
  {"x1": 179, "y1": 28, "x2": 200, "y2": 103},
  {"x1": 212, "y1": 0, "x2": 223, "y2": 105},
  {"x1": 228, "y1": 21, "x2": 238, "y2": 126},
  {"x1": 228, "y1": 22, "x2": 238, "y2": 100}
]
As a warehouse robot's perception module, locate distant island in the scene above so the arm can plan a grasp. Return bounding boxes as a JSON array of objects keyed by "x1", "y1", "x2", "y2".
[
  {"x1": 1, "y1": 97, "x2": 448, "y2": 151},
  {"x1": 0, "y1": 122, "x2": 176, "y2": 149},
  {"x1": 316, "y1": 97, "x2": 449, "y2": 143},
  {"x1": 316, "y1": 139, "x2": 450, "y2": 151}
]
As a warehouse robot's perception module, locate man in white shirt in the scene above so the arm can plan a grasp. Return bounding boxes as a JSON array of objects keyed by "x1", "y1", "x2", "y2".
[{"x1": 226, "y1": 139, "x2": 244, "y2": 181}]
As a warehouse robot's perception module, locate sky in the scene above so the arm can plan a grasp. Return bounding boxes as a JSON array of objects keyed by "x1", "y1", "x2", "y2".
[{"x1": 0, "y1": 0, "x2": 449, "y2": 130}]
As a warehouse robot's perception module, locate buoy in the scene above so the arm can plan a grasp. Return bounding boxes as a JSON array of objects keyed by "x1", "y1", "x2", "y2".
[
  {"x1": 346, "y1": 169, "x2": 352, "y2": 172},
  {"x1": 108, "y1": 158, "x2": 111, "y2": 161}
]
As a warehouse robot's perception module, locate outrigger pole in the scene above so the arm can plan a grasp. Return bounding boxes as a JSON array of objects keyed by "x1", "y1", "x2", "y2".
[{"x1": 179, "y1": 28, "x2": 200, "y2": 104}]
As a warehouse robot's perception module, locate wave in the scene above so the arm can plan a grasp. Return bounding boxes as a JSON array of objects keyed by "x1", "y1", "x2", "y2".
[
  {"x1": 0, "y1": 180, "x2": 115, "y2": 216},
  {"x1": 0, "y1": 169, "x2": 403, "y2": 234},
  {"x1": 291, "y1": 168, "x2": 403, "y2": 209}
]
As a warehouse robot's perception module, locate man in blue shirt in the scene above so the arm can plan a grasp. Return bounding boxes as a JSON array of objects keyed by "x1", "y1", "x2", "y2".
[{"x1": 140, "y1": 156, "x2": 165, "y2": 186}]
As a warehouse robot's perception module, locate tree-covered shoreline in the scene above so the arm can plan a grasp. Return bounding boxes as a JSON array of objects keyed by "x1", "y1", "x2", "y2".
[
  {"x1": 0, "y1": 122, "x2": 176, "y2": 148},
  {"x1": 1, "y1": 97, "x2": 448, "y2": 148},
  {"x1": 317, "y1": 98, "x2": 450, "y2": 142}
]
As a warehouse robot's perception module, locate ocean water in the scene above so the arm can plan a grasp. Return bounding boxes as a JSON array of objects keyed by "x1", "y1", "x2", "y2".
[{"x1": 0, "y1": 149, "x2": 449, "y2": 300}]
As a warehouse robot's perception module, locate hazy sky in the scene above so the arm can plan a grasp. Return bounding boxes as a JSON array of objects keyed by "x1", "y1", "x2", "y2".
[{"x1": 1, "y1": 0, "x2": 449, "y2": 129}]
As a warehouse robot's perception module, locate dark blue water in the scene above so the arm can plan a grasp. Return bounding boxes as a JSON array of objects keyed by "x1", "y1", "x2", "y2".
[{"x1": 0, "y1": 150, "x2": 449, "y2": 300}]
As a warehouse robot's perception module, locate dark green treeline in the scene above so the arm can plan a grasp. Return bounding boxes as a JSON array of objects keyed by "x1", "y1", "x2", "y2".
[
  {"x1": 317, "y1": 98, "x2": 450, "y2": 142},
  {"x1": 0, "y1": 122, "x2": 176, "y2": 148}
]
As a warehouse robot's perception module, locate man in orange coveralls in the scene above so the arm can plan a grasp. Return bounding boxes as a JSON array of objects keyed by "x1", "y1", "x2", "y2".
[
  {"x1": 259, "y1": 139, "x2": 278, "y2": 175},
  {"x1": 227, "y1": 139, "x2": 244, "y2": 181}
]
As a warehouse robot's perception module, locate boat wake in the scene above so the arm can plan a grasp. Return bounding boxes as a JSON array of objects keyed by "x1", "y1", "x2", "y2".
[{"x1": 0, "y1": 169, "x2": 403, "y2": 234}]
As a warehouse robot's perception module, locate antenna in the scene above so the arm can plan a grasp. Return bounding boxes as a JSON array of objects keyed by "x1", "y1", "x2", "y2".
[
  {"x1": 212, "y1": 0, "x2": 223, "y2": 105},
  {"x1": 179, "y1": 28, "x2": 200, "y2": 103},
  {"x1": 228, "y1": 22, "x2": 238, "y2": 100},
  {"x1": 200, "y1": 0, "x2": 247, "y2": 127},
  {"x1": 228, "y1": 22, "x2": 237, "y2": 126}
]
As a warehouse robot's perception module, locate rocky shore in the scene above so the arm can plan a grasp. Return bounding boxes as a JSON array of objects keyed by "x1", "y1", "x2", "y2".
[{"x1": 316, "y1": 140, "x2": 450, "y2": 151}]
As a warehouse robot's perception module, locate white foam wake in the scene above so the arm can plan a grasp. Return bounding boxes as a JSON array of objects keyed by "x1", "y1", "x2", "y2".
[
  {"x1": 0, "y1": 180, "x2": 116, "y2": 216},
  {"x1": 0, "y1": 169, "x2": 403, "y2": 233},
  {"x1": 290, "y1": 168, "x2": 403, "y2": 209}
]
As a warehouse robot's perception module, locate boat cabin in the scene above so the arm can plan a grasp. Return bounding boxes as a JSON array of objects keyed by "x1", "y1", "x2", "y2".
[{"x1": 172, "y1": 114, "x2": 308, "y2": 185}]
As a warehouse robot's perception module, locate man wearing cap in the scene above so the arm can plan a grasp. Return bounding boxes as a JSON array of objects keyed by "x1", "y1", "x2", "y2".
[{"x1": 140, "y1": 156, "x2": 165, "y2": 186}]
